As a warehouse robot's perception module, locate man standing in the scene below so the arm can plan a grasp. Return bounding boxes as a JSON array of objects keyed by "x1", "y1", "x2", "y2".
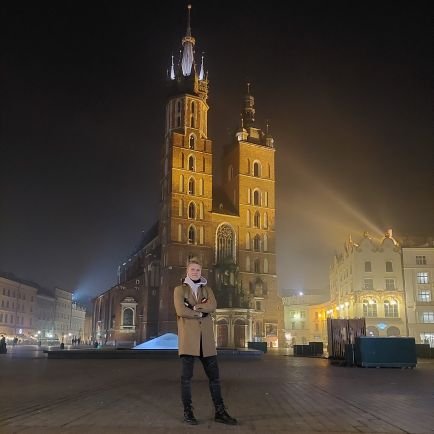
[{"x1": 173, "y1": 257, "x2": 237, "y2": 425}]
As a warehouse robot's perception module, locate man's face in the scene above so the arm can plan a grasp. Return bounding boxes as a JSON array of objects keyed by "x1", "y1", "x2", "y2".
[{"x1": 187, "y1": 263, "x2": 202, "y2": 280}]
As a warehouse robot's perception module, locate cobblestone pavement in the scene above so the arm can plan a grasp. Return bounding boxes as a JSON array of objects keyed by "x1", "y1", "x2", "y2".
[{"x1": 0, "y1": 347, "x2": 433, "y2": 434}]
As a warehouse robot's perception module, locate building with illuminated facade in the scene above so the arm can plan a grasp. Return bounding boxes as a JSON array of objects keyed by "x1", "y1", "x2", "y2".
[
  {"x1": 0, "y1": 274, "x2": 37, "y2": 339},
  {"x1": 0, "y1": 272, "x2": 85, "y2": 343},
  {"x1": 92, "y1": 8, "x2": 283, "y2": 348},
  {"x1": 328, "y1": 230, "x2": 406, "y2": 338},
  {"x1": 282, "y1": 294, "x2": 329, "y2": 346},
  {"x1": 402, "y1": 242, "x2": 434, "y2": 347},
  {"x1": 282, "y1": 231, "x2": 434, "y2": 349}
]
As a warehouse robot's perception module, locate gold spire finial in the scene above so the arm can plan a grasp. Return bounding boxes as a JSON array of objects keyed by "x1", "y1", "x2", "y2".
[{"x1": 187, "y1": 5, "x2": 192, "y2": 35}]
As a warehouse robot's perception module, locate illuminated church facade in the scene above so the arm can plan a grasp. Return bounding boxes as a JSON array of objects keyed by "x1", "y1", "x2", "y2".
[{"x1": 92, "y1": 8, "x2": 283, "y2": 348}]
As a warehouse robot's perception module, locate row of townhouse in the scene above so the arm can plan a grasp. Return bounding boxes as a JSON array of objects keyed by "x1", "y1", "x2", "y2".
[
  {"x1": 0, "y1": 273, "x2": 89, "y2": 343},
  {"x1": 282, "y1": 231, "x2": 434, "y2": 348}
]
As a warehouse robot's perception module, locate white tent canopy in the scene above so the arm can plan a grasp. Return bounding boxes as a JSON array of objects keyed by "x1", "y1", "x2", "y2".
[{"x1": 133, "y1": 333, "x2": 178, "y2": 350}]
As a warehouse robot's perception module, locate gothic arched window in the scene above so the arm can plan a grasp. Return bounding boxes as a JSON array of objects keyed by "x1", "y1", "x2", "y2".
[
  {"x1": 188, "y1": 225, "x2": 196, "y2": 244},
  {"x1": 253, "y1": 235, "x2": 261, "y2": 252},
  {"x1": 253, "y1": 190, "x2": 260, "y2": 206},
  {"x1": 253, "y1": 161, "x2": 261, "y2": 177},
  {"x1": 188, "y1": 155, "x2": 195, "y2": 171},
  {"x1": 188, "y1": 178, "x2": 195, "y2": 195},
  {"x1": 254, "y1": 211, "x2": 260, "y2": 228},
  {"x1": 123, "y1": 308, "x2": 133, "y2": 326},
  {"x1": 216, "y1": 224, "x2": 235, "y2": 263},
  {"x1": 188, "y1": 202, "x2": 196, "y2": 219},
  {"x1": 189, "y1": 135, "x2": 195, "y2": 150}
]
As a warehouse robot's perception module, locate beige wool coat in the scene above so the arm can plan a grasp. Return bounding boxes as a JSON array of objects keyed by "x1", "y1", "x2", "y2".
[{"x1": 174, "y1": 283, "x2": 217, "y2": 357}]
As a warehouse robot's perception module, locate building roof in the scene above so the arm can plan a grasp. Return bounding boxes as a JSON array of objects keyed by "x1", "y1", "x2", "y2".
[
  {"x1": 0, "y1": 271, "x2": 49, "y2": 293},
  {"x1": 400, "y1": 236, "x2": 434, "y2": 248}
]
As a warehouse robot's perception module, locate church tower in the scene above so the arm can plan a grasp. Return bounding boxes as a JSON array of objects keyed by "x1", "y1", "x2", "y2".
[
  {"x1": 92, "y1": 7, "x2": 283, "y2": 348},
  {"x1": 215, "y1": 84, "x2": 282, "y2": 348},
  {"x1": 158, "y1": 5, "x2": 214, "y2": 333}
]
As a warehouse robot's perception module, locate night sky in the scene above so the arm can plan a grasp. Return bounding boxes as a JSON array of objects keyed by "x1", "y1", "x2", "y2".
[{"x1": 1, "y1": 2, "x2": 432, "y2": 303}]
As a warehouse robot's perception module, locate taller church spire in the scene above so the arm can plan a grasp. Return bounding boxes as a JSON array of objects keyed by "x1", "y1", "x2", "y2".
[
  {"x1": 167, "y1": 5, "x2": 208, "y2": 101},
  {"x1": 181, "y1": 5, "x2": 195, "y2": 76}
]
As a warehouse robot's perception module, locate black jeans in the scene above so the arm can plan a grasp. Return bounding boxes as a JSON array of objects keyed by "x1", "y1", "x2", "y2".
[{"x1": 181, "y1": 354, "x2": 224, "y2": 409}]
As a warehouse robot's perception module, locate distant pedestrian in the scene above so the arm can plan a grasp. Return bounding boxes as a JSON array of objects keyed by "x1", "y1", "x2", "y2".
[
  {"x1": 0, "y1": 335, "x2": 7, "y2": 354},
  {"x1": 174, "y1": 257, "x2": 237, "y2": 425}
]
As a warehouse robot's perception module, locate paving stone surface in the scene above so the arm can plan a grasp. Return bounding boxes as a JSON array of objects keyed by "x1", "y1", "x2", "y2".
[{"x1": 0, "y1": 346, "x2": 433, "y2": 433}]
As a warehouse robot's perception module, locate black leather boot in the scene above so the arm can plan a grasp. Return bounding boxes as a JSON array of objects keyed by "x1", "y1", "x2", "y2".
[
  {"x1": 183, "y1": 405, "x2": 198, "y2": 425},
  {"x1": 215, "y1": 405, "x2": 237, "y2": 425}
]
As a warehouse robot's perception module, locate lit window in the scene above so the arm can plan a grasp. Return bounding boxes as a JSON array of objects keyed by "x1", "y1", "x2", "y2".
[
  {"x1": 417, "y1": 272, "x2": 429, "y2": 284},
  {"x1": 420, "y1": 333, "x2": 434, "y2": 346},
  {"x1": 363, "y1": 299, "x2": 377, "y2": 317},
  {"x1": 364, "y1": 261, "x2": 372, "y2": 272},
  {"x1": 421, "y1": 312, "x2": 434, "y2": 323},
  {"x1": 384, "y1": 300, "x2": 398, "y2": 317},
  {"x1": 418, "y1": 290, "x2": 432, "y2": 302}
]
